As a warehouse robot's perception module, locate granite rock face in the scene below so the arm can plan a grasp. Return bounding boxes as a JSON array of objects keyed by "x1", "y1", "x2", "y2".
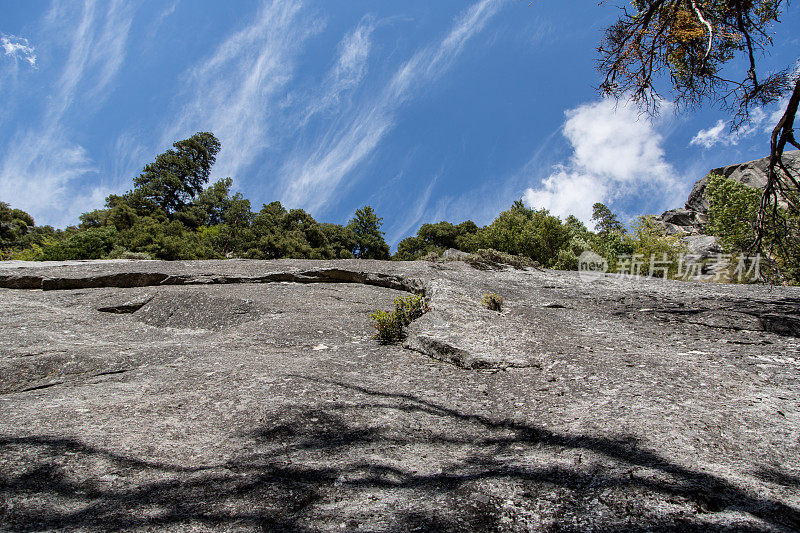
[
  {"x1": 1, "y1": 259, "x2": 799, "y2": 531},
  {"x1": 654, "y1": 150, "x2": 799, "y2": 258},
  {"x1": 685, "y1": 150, "x2": 800, "y2": 214}
]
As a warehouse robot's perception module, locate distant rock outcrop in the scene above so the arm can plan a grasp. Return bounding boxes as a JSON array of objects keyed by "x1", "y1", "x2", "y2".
[
  {"x1": 655, "y1": 150, "x2": 800, "y2": 258},
  {"x1": 686, "y1": 150, "x2": 799, "y2": 214}
]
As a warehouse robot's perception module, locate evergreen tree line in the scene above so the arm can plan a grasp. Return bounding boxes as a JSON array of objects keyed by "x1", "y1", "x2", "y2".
[
  {"x1": 2, "y1": 132, "x2": 797, "y2": 283},
  {"x1": 2, "y1": 133, "x2": 389, "y2": 262}
]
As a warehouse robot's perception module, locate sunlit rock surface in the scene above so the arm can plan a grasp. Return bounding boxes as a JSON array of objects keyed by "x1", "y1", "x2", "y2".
[{"x1": 1, "y1": 259, "x2": 799, "y2": 531}]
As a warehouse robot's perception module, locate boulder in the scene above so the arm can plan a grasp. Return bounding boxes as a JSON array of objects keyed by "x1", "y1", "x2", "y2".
[
  {"x1": 441, "y1": 248, "x2": 472, "y2": 260},
  {"x1": 661, "y1": 208, "x2": 702, "y2": 227},
  {"x1": 686, "y1": 150, "x2": 800, "y2": 213},
  {"x1": 654, "y1": 208, "x2": 706, "y2": 236},
  {"x1": 654, "y1": 150, "x2": 798, "y2": 239},
  {"x1": 655, "y1": 220, "x2": 690, "y2": 236},
  {"x1": 683, "y1": 234, "x2": 722, "y2": 260}
]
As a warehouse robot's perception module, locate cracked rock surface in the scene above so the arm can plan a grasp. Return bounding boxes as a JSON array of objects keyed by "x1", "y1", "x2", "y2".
[{"x1": 1, "y1": 258, "x2": 799, "y2": 531}]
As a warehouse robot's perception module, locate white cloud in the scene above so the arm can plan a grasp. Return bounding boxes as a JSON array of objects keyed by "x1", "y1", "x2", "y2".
[
  {"x1": 163, "y1": 0, "x2": 321, "y2": 182},
  {"x1": 690, "y1": 97, "x2": 791, "y2": 149},
  {"x1": 301, "y1": 16, "x2": 376, "y2": 124},
  {"x1": 0, "y1": 1, "x2": 134, "y2": 227},
  {"x1": 1, "y1": 35, "x2": 37, "y2": 66},
  {"x1": 523, "y1": 170, "x2": 608, "y2": 224},
  {"x1": 280, "y1": 0, "x2": 502, "y2": 214},
  {"x1": 689, "y1": 119, "x2": 726, "y2": 149},
  {"x1": 523, "y1": 98, "x2": 683, "y2": 227}
]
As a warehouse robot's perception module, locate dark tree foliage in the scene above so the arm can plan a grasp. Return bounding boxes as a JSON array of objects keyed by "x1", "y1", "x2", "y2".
[
  {"x1": 3, "y1": 134, "x2": 378, "y2": 262},
  {"x1": 347, "y1": 206, "x2": 390, "y2": 259},
  {"x1": 392, "y1": 201, "x2": 619, "y2": 269},
  {"x1": 241, "y1": 202, "x2": 357, "y2": 260},
  {"x1": 131, "y1": 132, "x2": 221, "y2": 216},
  {"x1": 564, "y1": 215, "x2": 591, "y2": 238},
  {"x1": 10, "y1": 129, "x2": 794, "y2": 282},
  {"x1": 0, "y1": 202, "x2": 56, "y2": 260},
  {"x1": 1, "y1": 202, "x2": 30, "y2": 257},
  {"x1": 598, "y1": 0, "x2": 791, "y2": 120},
  {"x1": 394, "y1": 220, "x2": 480, "y2": 260},
  {"x1": 39, "y1": 227, "x2": 118, "y2": 261},
  {"x1": 707, "y1": 173, "x2": 800, "y2": 281},
  {"x1": 471, "y1": 203, "x2": 571, "y2": 267}
]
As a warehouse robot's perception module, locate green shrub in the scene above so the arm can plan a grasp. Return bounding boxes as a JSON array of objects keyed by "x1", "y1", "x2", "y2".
[
  {"x1": 706, "y1": 173, "x2": 760, "y2": 252},
  {"x1": 553, "y1": 248, "x2": 579, "y2": 271},
  {"x1": 706, "y1": 173, "x2": 800, "y2": 283},
  {"x1": 481, "y1": 293, "x2": 503, "y2": 311},
  {"x1": 392, "y1": 221, "x2": 480, "y2": 260},
  {"x1": 591, "y1": 230, "x2": 634, "y2": 272},
  {"x1": 370, "y1": 294, "x2": 429, "y2": 343},
  {"x1": 106, "y1": 246, "x2": 153, "y2": 260},
  {"x1": 421, "y1": 251, "x2": 442, "y2": 262},
  {"x1": 469, "y1": 203, "x2": 570, "y2": 267},
  {"x1": 370, "y1": 309, "x2": 404, "y2": 342},
  {"x1": 39, "y1": 227, "x2": 118, "y2": 260},
  {"x1": 11, "y1": 243, "x2": 45, "y2": 261},
  {"x1": 626, "y1": 216, "x2": 686, "y2": 278},
  {"x1": 394, "y1": 294, "x2": 429, "y2": 326}
]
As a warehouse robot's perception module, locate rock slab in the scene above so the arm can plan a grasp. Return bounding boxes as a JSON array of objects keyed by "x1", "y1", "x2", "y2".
[{"x1": 1, "y1": 259, "x2": 800, "y2": 531}]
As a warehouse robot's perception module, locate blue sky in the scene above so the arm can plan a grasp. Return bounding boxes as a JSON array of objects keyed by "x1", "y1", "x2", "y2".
[{"x1": 1, "y1": 0, "x2": 798, "y2": 246}]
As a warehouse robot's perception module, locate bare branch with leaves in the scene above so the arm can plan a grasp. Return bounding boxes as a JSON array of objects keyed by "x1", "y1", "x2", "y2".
[{"x1": 595, "y1": 0, "x2": 799, "y2": 281}]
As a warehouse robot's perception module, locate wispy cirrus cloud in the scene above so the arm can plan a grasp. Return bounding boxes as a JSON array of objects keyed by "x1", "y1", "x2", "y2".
[
  {"x1": 1, "y1": 34, "x2": 37, "y2": 66},
  {"x1": 0, "y1": 0, "x2": 134, "y2": 227},
  {"x1": 142, "y1": 0, "x2": 180, "y2": 49},
  {"x1": 153, "y1": 0, "x2": 179, "y2": 28},
  {"x1": 385, "y1": 172, "x2": 439, "y2": 246},
  {"x1": 163, "y1": 0, "x2": 322, "y2": 182},
  {"x1": 41, "y1": 0, "x2": 133, "y2": 119},
  {"x1": 301, "y1": 16, "x2": 376, "y2": 125},
  {"x1": 279, "y1": 0, "x2": 503, "y2": 214}
]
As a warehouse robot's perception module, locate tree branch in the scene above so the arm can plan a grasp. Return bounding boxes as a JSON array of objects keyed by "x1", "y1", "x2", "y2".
[{"x1": 689, "y1": 0, "x2": 714, "y2": 61}]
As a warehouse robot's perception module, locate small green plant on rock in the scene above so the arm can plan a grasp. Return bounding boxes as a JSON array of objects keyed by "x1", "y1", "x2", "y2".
[
  {"x1": 370, "y1": 309, "x2": 404, "y2": 342},
  {"x1": 370, "y1": 294, "x2": 430, "y2": 343},
  {"x1": 394, "y1": 293, "x2": 429, "y2": 326},
  {"x1": 481, "y1": 293, "x2": 503, "y2": 312}
]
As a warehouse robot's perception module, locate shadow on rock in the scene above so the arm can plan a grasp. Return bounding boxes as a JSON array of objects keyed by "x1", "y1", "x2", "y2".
[{"x1": 2, "y1": 380, "x2": 798, "y2": 531}]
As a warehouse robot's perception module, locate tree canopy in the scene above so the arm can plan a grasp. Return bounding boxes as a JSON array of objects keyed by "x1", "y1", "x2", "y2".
[
  {"x1": 347, "y1": 206, "x2": 390, "y2": 259},
  {"x1": 598, "y1": 0, "x2": 793, "y2": 120},
  {"x1": 131, "y1": 131, "x2": 221, "y2": 216},
  {"x1": 3, "y1": 129, "x2": 798, "y2": 283},
  {"x1": 592, "y1": 202, "x2": 625, "y2": 234}
]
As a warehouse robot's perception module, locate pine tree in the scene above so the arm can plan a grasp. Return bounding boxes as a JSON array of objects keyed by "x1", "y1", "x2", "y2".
[{"x1": 347, "y1": 206, "x2": 390, "y2": 259}]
